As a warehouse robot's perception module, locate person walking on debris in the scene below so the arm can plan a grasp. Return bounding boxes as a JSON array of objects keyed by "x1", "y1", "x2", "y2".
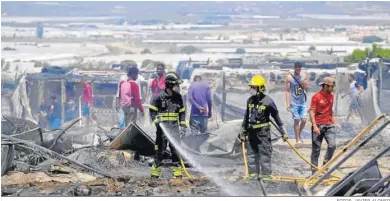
[
  {"x1": 118, "y1": 66, "x2": 144, "y2": 126},
  {"x1": 82, "y1": 79, "x2": 93, "y2": 126},
  {"x1": 309, "y1": 77, "x2": 337, "y2": 175},
  {"x1": 149, "y1": 72, "x2": 187, "y2": 178},
  {"x1": 342, "y1": 74, "x2": 365, "y2": 124},
  {"x1": 286, "y1": 61, "x2": 308, "y2": 144},
  {"x1": 240, "y1": 75, "x2": 288, "y2": 180}
]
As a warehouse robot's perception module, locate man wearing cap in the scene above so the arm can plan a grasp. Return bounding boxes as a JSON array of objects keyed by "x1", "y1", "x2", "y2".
[
  {"x1": 286, "y1": 61, "x2": 308, "y2": 144},
  {"x1": 309, "y1": 77, "x2": 337, "y2": 175}
]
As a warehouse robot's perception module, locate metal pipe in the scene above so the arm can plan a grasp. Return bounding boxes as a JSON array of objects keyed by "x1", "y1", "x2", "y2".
[
  {"x1": 309, "y1": 120, "x2": 390, "y2": 192},
  {"x1": 78, "y1": 95, "x2": 82, "y2": 127},
  {"x1": 221, "y1": 72, "x2": 226, "y2": 122},
  {"x1": 304, "y1": 114, "x2": 387, "y2": 195},
  {"x1": 326, "y1": 144, "x2": 390, "y2": 196},
  {"x1": 378, "y1": 186, "x2": 390, "y2": 196},
  {"x1": 364, "y1": 173, "x2": 390, "y2": 195}
]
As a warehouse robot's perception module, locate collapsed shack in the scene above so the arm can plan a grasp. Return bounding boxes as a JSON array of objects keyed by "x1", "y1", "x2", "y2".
[
  {"x1": 24, "y1": 68, "x2": 150, "y2": 129},
  {"x1": 2, "y1": 116, "x2": 390, "y2": 196}
]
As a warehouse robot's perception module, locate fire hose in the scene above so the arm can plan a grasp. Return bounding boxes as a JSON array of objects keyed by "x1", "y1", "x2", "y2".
[
  {"x1": 178, "y1": 122, "x2": 341, "y2": 184},
  {"x1": 269, "y1": 120, "x2": 342, "y2": 179}
]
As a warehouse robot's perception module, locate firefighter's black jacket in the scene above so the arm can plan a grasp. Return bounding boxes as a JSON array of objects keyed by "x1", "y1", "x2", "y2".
[
  {"x1": 149, "y1": 89, "x2": 186, "y2": 127},
  {"x1": 242, "y1": 93, "x2": 284, "y2": 131}
]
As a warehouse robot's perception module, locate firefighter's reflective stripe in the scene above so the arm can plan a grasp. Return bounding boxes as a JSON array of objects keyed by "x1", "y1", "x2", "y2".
[
  {"x1": 248, "y1": 104, "x2": 266, "y2": 121},
  {"x1": 180, "y1": 121, "x2": 186, "y2": 126},
  {"x1": 179, "y1": 108, "x2": 185, "y2": 113},
  {"x1": 154, "y1": 145, "x2": 158, "y2": 151},
  {"x1": 167, "y1": 72, "x2": 178, "y2": 79},
  {"x1": 248, "y1": 104, "x2": 254, "y2": 118},
  {"x1": 154, "y1": 117, "x2": 179, "y2": 123},
  {"x1": 251, "y1": 122, "x2": 270, "y2": 129},
  {"x1": 259, "y1": 105, "x2": 266, "y2": 110},
  {"x1": 158, "y1": 113, "x2": 179, "y2": 117},
  {"x1": 149, "y1": 105, "x2": 158, "y2": 111}
]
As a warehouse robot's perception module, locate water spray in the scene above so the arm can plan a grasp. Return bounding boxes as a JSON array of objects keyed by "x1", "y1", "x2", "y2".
[{"x1": 159, "y1": 122, "x2": 249, "y2": 196}]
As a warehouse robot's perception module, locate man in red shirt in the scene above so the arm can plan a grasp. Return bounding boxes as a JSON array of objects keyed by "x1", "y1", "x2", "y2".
[
  {"x1": 82, "y1": 79, "x2": 93, "y2": 126},
  {"x1": 150, "y1": 62, "x2": 166, "y2": 100},
  {"x1": 309, "y1": 77, "x2": 337, "y2": 175},
  {"x1": 119, "y1": 66, "x2": 144, "y2": 126},
  {"x1": 149, "y1": 62, "x2": 166, "y2": 124}
]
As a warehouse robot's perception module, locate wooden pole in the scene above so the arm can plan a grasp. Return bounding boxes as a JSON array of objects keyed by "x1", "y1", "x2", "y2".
[
  {"x1": 61, "y1": 80, "x2": 66, "y2": 125},
  {"x1": 221, "y1": 72, "x2": 226, "y2": 122}
]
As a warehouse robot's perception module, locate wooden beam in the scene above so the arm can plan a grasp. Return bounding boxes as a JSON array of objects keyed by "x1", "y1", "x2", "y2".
[{"x1": 61, "y1": 80, "x2": 66, "y2": 125}]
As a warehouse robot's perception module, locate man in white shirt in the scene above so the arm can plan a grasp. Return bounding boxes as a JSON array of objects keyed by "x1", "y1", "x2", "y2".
[{"x1": 342, "y1": 74, "x2": 365, "y2": 124}]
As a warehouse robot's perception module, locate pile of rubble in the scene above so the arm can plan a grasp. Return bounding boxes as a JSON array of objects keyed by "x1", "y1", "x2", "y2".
[{"x1": 2, "y1": 114, "x2": 390, "y2": 197}]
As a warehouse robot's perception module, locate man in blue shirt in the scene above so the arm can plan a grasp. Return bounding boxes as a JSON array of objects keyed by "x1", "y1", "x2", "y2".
[{"x1": 188, "y1": 75, "x2": 212, "y2": 135}]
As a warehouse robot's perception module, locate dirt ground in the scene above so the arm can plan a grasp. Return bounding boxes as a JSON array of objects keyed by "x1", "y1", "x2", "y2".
[{"x1": 2, "y1": 135, "x2": 389, "y2": 196}]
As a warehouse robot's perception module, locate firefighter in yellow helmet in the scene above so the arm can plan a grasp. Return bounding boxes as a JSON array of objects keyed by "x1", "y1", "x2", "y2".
[{"x1": 240, "y1": 75, "x2": 288, "y2": 180}]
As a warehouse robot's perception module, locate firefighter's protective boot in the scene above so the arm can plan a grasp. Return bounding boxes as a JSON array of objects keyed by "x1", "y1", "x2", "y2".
[
  {"x1": 151, "y1": 165, "x2": 162, "y2": 178},
  {"x1": 172, "y1": 165, "x2": 183, "y2": 178}
]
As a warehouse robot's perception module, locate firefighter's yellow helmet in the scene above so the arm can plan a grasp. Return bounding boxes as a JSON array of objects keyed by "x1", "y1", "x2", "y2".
[{"x1": 248, "y1": 75, "x2": 267, "y2": 91}]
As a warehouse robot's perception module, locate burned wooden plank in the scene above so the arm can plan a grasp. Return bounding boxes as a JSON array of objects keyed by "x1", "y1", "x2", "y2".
[
  {"x1": 2, "y1": 134, "x2": 113, "y2": 178},
  {"x1": 1, "y1": 144, "x2": 15, "y2": 176},
  {"x1": 108, "y1": 123, "x2": 163, "y2": 157}
]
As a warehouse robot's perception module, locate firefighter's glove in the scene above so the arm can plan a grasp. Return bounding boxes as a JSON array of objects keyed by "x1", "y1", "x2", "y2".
[
  {"x1": 239, "y1": 130, "x2": 248, "y2": 142},
  {"x1": 280, "y1": 125, "x2": 288, "y2": 142},
  {"x1": 154, "y1": 116, "x2": 162, "y2": 125}
]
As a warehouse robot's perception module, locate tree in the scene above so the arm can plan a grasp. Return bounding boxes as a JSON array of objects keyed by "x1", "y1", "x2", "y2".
[
  {"x1": 308, "y1": 45, "x2": 316, "y2": 52},
  {"x1": 141, "y1": 59, "x2": 154, "y2": 68},
  {"x1": 141, "y1": 48, "x2": 152, "y2": 54},
  {"x1": 120, "y1": 60, "x2": 137, "y2": 68},
  {"x1": 180, "y1": 46, "x2": 201, "y2": 55},
  {"x1": 236, "y1": 48, "x2": 246, "y2": 54},
  {"x1": 362, "y1": 35, "x2": 384, "y2": 43},
  {"x1": 344, "y1": 44, "x2": 390, "y2": 63}
]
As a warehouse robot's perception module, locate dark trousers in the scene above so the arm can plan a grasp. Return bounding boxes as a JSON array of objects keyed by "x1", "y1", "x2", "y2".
[
  {"x1": 248, "y1": 127, "x2": 272, "y2": 175},
  {"x1": 310, "y1": 125, "x2": 336, "y2": 173},
  {"x1": 154, "y1": 123, "x2": 180, "y2": 167}
]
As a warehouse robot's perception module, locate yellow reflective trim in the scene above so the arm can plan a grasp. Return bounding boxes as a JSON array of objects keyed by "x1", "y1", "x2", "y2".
[
  {"x1": 154, "y1": 145, "x2": 158, "y2": 151},
  {"x1": 252, "y1": 122, "x2": 270, "y2": 129},
  {"x1": 180, "y1": 121, "x2": 186, "y2": 125},
  {"x1": 167, "y1": 73, "x2": 178, "y2": 79},
  {"x1": 149, "y1": 105, "x2": 158, "y2": 111},
  {"x1": 259, "y1": 105, "x2": 266, "y2": 110},
  {"x1": 179, "y1": 108, "x2": 185, "y2": 113},
  {"x1": 160, "y1": 117, "x2": 179, "y2": 121},
  {"x1": 158, "y1": 113, "x2": 179, "y2": 117},
  {"x1": 248, "y1": 105, "x2": 254, "y2": 118}
]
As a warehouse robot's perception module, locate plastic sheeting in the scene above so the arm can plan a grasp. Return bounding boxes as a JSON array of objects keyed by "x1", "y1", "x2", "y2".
[{"x1": 9, "y1": 76, "x2": 35, "y2": 123}]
